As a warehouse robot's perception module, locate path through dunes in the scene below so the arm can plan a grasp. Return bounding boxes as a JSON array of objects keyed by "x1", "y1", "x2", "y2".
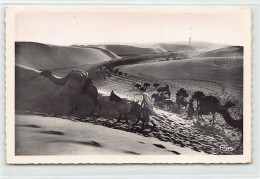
[
  {"x1": 94, "y1": 74, "x2": 242, "y2": 155},
  {"x1": 16, "y1": 42, "x2": 117, "y2": 70},
  {"x1": 117, "y1": 57, "x2": 243, "y2": 103}
]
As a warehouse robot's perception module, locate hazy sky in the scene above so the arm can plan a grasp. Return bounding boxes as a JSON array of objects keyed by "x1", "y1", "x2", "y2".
[{"x1": 15, "y1": 7, "x2": 250, "y2": 46}]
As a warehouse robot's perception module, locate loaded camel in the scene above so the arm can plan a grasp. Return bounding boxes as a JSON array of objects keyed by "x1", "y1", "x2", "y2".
[
  {"x1": 40, "y1": 69, "x2": 101, "y2": 116},
  {"x1": 176, "y1": 88, "x2": 189, "y2": 109}
]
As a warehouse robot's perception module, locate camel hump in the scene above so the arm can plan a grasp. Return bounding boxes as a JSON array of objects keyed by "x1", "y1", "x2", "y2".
[
  {"x1": 69, "y1": 69, "x2": 86, "y2": 80},
  {"x1": 203, "y1": 96, "x2": 219, "y2": 104},
  {"x1": 60, "y1": 70, "x2": 87, "y2": 98}
]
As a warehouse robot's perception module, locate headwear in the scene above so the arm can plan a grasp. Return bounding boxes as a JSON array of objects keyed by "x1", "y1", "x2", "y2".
[{"x1": 84, "y1": 68, "x2": 88, "y2": 76}]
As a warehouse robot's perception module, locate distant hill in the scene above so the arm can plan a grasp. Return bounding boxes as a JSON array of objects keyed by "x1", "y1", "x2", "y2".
[
  {"x1": 102, "y1": 44, "x2": 164, "y2": 56},
  {"x1": 15, "y1": 42, "x2": 117, "y2": 70},
  {"x1": 194, "y1": 46, "x2": 243, "y2": 58},
  {"x1": 163, "y1": 41, "x2": 229, "y2": 51},
  {"x1": 159, "y1": 44, "x2": 197, "y2": 52}
]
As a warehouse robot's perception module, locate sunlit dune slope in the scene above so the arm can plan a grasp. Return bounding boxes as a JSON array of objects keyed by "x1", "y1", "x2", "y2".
[
  {"x1": 15, "y1": 42, "x2": 116, "y2": 70},
  {"x1": 119, "y1": 57, "x2": 243, "y2": 89},
  {"x1": 71, "y1": 45, "x2": 119, "y2": 59}
]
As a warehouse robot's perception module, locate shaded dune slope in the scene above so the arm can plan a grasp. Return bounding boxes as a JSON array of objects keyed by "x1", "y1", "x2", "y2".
[
  {"x1": 16, "y1": 42, "x2": 116, "y2": 70},
  {"x1": 194, "y1": 46, "x2": 243, "y2": 58}
]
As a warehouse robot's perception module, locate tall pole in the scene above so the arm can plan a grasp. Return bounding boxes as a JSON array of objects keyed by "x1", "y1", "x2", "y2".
[{"x1": 189, "y1": 27, "x2": 192, "y2": 45}]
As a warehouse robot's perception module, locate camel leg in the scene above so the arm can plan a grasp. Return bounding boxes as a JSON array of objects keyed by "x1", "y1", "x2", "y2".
[
  {"x1": 141, "y1": 122, "x2": 145, "y2": 130},
  {"x1": 212, "y1": 113, "x2": 216, "y2": 125},
  {"x1": 131, "y1": 118, "x2": 140, "y2": 130},
  {"x1": 89, "y1": 98, "x2": 101, "y2": 117},
  {"x1": 198, "y1": 113, "x2": 204, "y2": 122},
  {"x1": 150, "y1": 120, "x2": 156, "y2": 130},
  {"x1": 201, "y1": 115, "x2": 204, "y2": 122},
  {"x1": 125, "y1": 114, "x2": 129, "y2": 124},
  {"x1": 114, "y1": 114, "x2": 121, "y2": 124},
  {"x1": 97, "y1": 102, "x2": 102, "y2": 116},
  {"x1": 93, "y1": 99, "x2": 102, "y2": 117}
]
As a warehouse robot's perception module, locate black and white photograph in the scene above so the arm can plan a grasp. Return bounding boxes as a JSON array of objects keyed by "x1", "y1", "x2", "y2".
[{"x1": 6, "y1": 6, "x2": 251, "y2": 163}]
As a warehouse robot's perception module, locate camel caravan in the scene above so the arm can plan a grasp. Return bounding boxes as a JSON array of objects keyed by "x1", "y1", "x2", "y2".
[{"x1": 40, "y1": 67, "x2": 243, "y2": 150}]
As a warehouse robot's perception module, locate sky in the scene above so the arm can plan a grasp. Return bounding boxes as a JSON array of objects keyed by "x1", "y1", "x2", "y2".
[{"x1": 15, "y1": 7, "x2": 250, "y2": 46}]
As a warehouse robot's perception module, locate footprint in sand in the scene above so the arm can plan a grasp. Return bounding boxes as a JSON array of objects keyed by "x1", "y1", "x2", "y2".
[
  {"x1": 39, "y1": 130, "x2": 64, "y2": 135},
  {"x1": 16, "y1": 124, "x2": 41, "y2": 128},
  {"x1": 153, "y1": 144, "x2": 181, "y2": 155},
  {"x1": 166, "y1": 150, "x2": 181, "y2": 155},
  {"x1": 123, "y1": 150, "x2": 140, "y2": 155},
  {"x1": 153, "y1": 144, "x2": 166, "y2": 149},
  {"x1": 74, "y1": 141, "x2": 102, "y2": 147},
  {"x1": 51, "y1": 140, "x2": 103, "y2": 147}
]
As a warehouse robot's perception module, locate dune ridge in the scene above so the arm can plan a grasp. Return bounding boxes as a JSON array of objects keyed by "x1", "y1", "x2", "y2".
[
  {"x1": 194, "y1": 46, "x2": 243, "y2": 58},
  {"x1": 102, "y1": 44, "x2": 165, "y2": 56},
  {"x1": 16, "y1": 42, "x2": 117, "y2": 70}
]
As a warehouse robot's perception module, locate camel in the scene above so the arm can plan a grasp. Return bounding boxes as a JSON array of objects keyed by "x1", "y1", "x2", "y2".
[
  {"x1": 143, "y1": 82, "x2": 151, "y2": 88},
  {"x1": 40, "y1": 70, "x2": 101, "y2": 116},
  {"x1": 157, "y1": 84, "x2": 169, "y2": 93},
  {"x1": 176, "y1": 89, "x2": 189, "y2": 109},
  {"x1": 133, "y1": 82, "x2": 141, "y2": 89},
  {"x1": 152, "y1": 83, "x2": 160, "y2": 89},
  {"x1": 192, "y1": 93, "x2": 243, "y2": 150},
  {"x1": 193, "y1": 95, "x2": 235, "y2": 124},
  {"x1": 192, "y1": 91, "x2": 205, "y2": 110}
]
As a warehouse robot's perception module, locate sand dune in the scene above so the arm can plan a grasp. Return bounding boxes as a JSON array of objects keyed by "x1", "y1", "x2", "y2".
[
  {"x1": 159, "y1": 44, "x2": 197, "y2": 52},
  {"x1": 169, "y1": 41, "x2": 229, "y2": 51},
  {"x1": 16, "y1": 42, "x2": 116, "y2": 70},
  {"x1": 118, "y1": 56, "x2": 243, "y2": 102},
  {"x1": 103, "y1": 44, "x2": 164, "y2": 56},
  {"x1": 120, "y1": 57, "x2": 243, "y2": 85},
  {"x1": 16, "y1": 114, "x2": 204, "y2": 155},
  {"x1": 194, "y1": 46, "x2": 243, "y2": 58},
  {"x1": 71, "y1": 45, "x2": 119, "y2": 59}
]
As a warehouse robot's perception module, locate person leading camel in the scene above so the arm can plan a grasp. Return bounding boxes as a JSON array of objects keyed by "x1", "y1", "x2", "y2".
[
  {"x1": 187, "y1": 98, "x2": 195, "y2": 118},
  {"x1": 141, "y1": 93, "x2": 155, "y2": 117}
]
